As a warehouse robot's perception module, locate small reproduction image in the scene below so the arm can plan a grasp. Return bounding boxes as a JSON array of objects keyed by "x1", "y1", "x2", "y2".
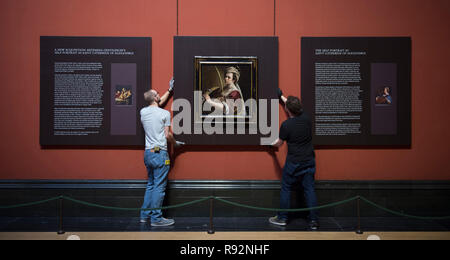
[
  {"x1": 375, "y1": 86, "x2": 392, "y2": 105},
  {"x1": 115, "y1": 85, "x2": 133, "y2": 105}
]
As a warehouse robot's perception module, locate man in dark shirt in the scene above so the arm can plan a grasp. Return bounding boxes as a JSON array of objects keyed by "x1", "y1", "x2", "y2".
[{"x1": 269, "y1": 90, "x2": 319, "y2": 230}]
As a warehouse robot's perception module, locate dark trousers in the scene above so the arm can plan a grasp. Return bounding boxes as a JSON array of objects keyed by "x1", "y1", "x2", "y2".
[{"x1": 278, "y1": 158, "x2": 318, "y2": 221}]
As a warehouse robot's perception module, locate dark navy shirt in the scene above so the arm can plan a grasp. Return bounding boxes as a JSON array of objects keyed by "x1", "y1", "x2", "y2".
[{"x1": 279, "y1": 112, "x2": 315, "y2": 163}]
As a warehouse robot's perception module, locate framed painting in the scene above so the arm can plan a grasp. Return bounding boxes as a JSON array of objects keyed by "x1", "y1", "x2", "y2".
[{"x1": 194, "y1": 56, "x2": 258, "y2": 123}]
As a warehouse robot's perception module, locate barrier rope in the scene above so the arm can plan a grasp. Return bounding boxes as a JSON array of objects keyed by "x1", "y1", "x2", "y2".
[
  {"x1": 62, "y1": 195, "x2": 212, "y2": 211},
  {"x1": 0, "y1": 196, "x2": 60, "y2": 209},
  {"x1": 214, "y1": 196, "x2": 359, "y2": 212},
  {"x1": 0, "y1": 195, "x2": 449, "y2": 220},
  {"x1": 358, "y1": 196, "x2": 450, "y2": 220}
]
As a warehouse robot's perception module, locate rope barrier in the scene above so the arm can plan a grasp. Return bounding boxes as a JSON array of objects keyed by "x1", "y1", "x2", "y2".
[
  {"x1": 62, "y1": 195, "x2": 213, "y2": 211},
  {"x1": 0, "y1": 195, "x2": 449, "y2": 220},
  {"x1": 359, "y1": 196, "x2": 450, "y2": 220},
  {"x1": 214, "y1": 196, "x2": 359, "y2": 212},
  {"x1": 0, "y1": 196, "x2": 60, "y2": 209}
]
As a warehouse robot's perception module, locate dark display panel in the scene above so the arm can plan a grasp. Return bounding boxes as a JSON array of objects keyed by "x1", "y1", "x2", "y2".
[
  {"x1": 40, "y1": 37, "x2": 151, "y2": 146},
  {"x1": 301, "y1": 37, "x2": 411, "y2": 146}
]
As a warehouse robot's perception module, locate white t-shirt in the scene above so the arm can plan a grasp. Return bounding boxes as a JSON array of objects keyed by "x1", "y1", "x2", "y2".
[{"x1": 140, "y1": 106, "x2": 171, "y2": 150}]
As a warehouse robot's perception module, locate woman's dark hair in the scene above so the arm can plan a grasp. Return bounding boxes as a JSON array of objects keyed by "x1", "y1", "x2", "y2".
[{"x1": 285, "y1": 96, "x2": 303, "y2": 116}]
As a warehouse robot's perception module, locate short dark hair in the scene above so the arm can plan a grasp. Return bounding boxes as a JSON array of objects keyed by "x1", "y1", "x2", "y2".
[
  {"x1": 144, "y1": 90, "x2": 156, "y2": 104},
  {"x1": 285, "y1": 96, "x2": 303, "y2": 116}
]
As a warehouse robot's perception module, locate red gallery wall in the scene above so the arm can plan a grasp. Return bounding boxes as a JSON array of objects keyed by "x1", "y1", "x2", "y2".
[{"x1": 0, "y1": 0, "x2": 449, "y2": 180}]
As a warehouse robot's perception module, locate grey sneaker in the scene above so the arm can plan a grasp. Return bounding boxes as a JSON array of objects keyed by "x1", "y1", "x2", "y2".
[
  {"x1": 269, "y1": 216, "x2": 287, "y2": 226},
  {"x1": 139, "y1": 218, "x2": 148, "y2": 223},
  {"x1": 151, "y1": 217, "x2": 175, "y2": 227}
]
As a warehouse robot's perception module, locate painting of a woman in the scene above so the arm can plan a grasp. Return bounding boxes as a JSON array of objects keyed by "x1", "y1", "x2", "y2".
[{"x1": 202, "y1": 66, "x2": 245, "y2": 116}]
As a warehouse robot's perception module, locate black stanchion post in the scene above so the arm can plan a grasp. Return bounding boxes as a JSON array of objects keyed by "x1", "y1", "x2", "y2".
[
  {"x1": 207, "y1": 197, "x2": 215, "y2": 235},
  {"x1": 57, "y1": 196, "x2": 65, "y2": 235},
  {"x1": 355, "y1": 196, "x2": 363, "y2": 234}
]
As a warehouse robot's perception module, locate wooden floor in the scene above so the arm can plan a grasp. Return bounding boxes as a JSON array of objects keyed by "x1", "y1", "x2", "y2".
[{"x1": 1, "y1": 231, "x2": 449, "y2": 240}]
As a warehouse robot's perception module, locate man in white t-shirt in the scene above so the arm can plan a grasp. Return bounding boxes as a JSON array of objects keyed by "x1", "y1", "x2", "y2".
[{"x1": 140, "y1": 79, "x2": 178, "y2": 227}]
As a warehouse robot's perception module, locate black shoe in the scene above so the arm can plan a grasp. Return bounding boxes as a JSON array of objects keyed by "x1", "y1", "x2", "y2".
[{"x1": 308, "y1": 220, "x2": 319, "y2": 230}]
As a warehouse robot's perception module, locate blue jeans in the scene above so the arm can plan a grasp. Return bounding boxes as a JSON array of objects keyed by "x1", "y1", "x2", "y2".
[
  {"x1": 278, "y1": 158, "x2": 318, "y2": 221},
  {"x1": 140, "y1": 150, "x2": 170, "y2": 222}
]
